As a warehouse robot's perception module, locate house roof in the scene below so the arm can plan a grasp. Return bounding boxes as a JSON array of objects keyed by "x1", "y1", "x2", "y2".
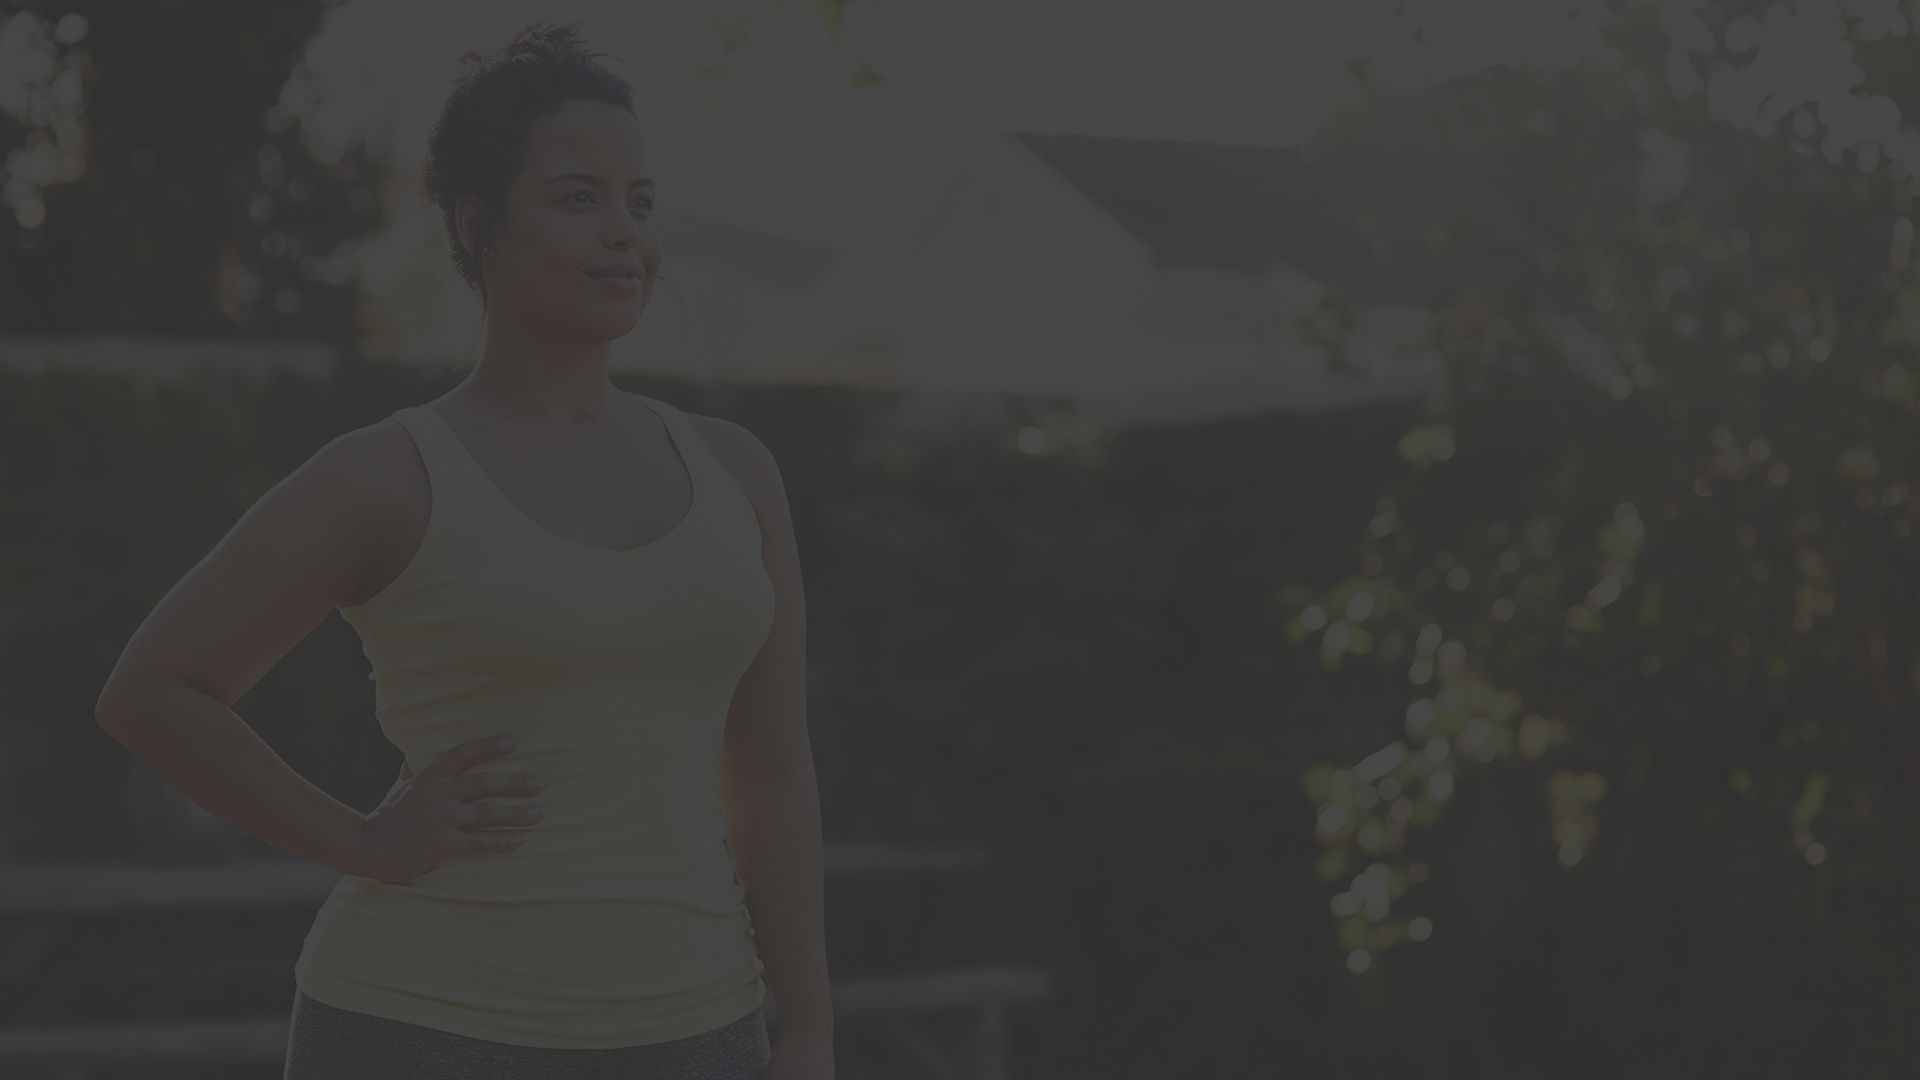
[
  {"x1": 1008, "y1": 129, "x2": 1523, "y2": 303},
  {"x1": 654, "y1": 92, "x2": 1537, "y2": 304}
]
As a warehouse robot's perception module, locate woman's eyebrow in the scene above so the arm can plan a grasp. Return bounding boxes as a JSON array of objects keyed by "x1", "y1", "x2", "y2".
[{"x1": 542, "y1": 172, "x2": 655, "y2": 188}]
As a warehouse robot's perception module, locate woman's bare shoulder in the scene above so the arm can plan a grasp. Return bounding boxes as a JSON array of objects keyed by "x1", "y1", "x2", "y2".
[
  {"x1": 328, "y1": 415, "x2": 431, "y2": 607},
  {"x1": 339, "y1": 414, "x2": 429, "y2": 503},
  {"x1": 684, "y1": 411, "x2": 783, "y2": 496}
]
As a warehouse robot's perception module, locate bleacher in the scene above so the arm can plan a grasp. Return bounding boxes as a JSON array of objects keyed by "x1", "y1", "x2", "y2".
[{"x1": 0, "y1": 845, "x2": 1054, "y2": 1079}]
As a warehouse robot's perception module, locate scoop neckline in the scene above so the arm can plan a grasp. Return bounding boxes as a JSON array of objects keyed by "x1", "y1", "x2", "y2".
[{"x1": 416, "y1": 392, "x2": 700, "y2": 557}]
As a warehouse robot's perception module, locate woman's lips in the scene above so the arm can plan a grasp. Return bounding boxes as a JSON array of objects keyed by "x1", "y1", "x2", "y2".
[{"x1": 587, "y1": 271, "x2": 641, "y2": 297}]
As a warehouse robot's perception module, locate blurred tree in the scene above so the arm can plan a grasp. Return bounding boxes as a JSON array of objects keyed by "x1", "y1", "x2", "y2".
[
  {"x1": 0, "y1": 0, "x2": 384, "y2": 339},
  {"x1": 1291, "y1": 0, "x2": 1920, "y2": 1067},
  {"x1": 694, "y1": 0, "x2": 886, "y2": 86}
]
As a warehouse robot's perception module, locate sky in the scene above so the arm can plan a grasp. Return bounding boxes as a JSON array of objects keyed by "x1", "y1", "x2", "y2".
[
  {"x1": 290, "y1": 0, "x2": 1617, "y2": 165},
  {"x1": 277, "y1": 0, "x2": 1920, "y2": 396},
  {"x1": 281, "y1": 0, "x2": 1622, "y2": 385},
  {"x1": 283, "y1": 0, "x2": 1638, "y2": 283}
]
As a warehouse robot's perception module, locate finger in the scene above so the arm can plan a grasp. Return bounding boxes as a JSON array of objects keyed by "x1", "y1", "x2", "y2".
[
  {"x1": 456, "y1": 772, "x2": 542, "y2": 801},
  {"x1": 455, "y1": 801, "x2": 543, "y2": 827},
  {"x1": 459, "y1": 831, "x2": 525, "y2": 855},
  {"x1": 423, "y1": 737, "x2": 516, "y2": 778}
]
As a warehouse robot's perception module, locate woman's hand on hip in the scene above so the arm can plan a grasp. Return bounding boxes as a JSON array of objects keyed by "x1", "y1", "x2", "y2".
[{"x1": 350, "y1": 737, "x2": 543, "y2": 883}]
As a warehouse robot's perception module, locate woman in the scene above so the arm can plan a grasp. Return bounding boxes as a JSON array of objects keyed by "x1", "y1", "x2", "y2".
[{"x1": 91, "y1": 23, "x2": 834, "y2": 1080}]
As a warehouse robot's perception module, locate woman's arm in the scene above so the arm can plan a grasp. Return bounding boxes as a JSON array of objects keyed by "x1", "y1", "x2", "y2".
[
  {"x1": 702, "y1": 416, "x2": 835, "y2": 1045},
  {"x1": 94, "y1": 422, "x2": 412, "y2": 875}
]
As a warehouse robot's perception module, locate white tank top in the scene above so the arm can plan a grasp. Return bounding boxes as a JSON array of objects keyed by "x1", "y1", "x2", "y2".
[{"x1": 293, "y1": 393, "x2": 773, "y2": 1047}]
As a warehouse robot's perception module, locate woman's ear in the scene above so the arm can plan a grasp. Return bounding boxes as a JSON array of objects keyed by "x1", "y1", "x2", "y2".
[{"x1": 456, "y1": 194, "x2": 484, "y2": 259}]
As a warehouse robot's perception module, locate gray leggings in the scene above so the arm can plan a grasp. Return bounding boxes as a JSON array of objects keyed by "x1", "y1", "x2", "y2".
[{"x1": 282, "y1": 991, "x2": 771, "y2": 1079}]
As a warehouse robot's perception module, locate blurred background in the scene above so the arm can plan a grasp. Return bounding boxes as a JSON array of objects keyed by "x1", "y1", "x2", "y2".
[{"x1": 4, "y1": 0, "x2": 1919, "y2": 1076}]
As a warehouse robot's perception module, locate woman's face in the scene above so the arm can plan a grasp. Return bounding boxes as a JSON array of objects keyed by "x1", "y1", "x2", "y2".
[{"x1": 463, "y1": 100, "x2": 663, "y2": 340}]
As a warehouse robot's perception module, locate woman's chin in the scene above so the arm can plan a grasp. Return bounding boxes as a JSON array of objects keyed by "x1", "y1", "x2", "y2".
[{"x1": 592, "y1": 306, "x2": 642, "y2": 336}]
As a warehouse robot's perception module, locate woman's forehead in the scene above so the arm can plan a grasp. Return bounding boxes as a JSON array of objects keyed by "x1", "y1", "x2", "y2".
[{"x1": 525, "y1": 104, "x2": 649, "y2": 174}]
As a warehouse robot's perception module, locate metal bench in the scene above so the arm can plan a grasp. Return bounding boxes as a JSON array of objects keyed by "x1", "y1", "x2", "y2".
[
  {"x1": 0, "y1": 847, "x2": 1053, "y2": 1079},
  {"x1": 0, "y1": 843, "x2": 997, "y2": 915},
  {"x1": 0, "y1": 965, "x2": 1056, "y2": 1080}
]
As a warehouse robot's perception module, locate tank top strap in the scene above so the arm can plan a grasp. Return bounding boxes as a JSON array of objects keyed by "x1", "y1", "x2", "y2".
[
  {"x1": 639, "y1": 396, "x2": 764, "y2": 551},
  {"x1": 388, "y1": 404, "x2": 497, "y2": 532},
  {"x1": 638, "y1": 397, "x2": 722, "y2": 491}
]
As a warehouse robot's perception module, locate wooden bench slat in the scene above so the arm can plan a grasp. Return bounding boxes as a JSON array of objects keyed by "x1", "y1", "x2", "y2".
[
  {"x1": 0, "y1": 843, "x2": 996, "y2": 915},
  {"x1": 0, "y1": 965, "x2": 1055, "y2": 1063}
]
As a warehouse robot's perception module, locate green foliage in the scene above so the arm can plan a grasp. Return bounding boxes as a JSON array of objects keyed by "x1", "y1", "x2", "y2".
[
  {"x1": 696, "y1": 0, "x2": 886, "y2": 87},
  {"x1": 1292, "y1": 1, "x2": 1920, "y2": 1058},
  {"x1": 0, "y1": 0, "x2": 388, "y2": 336}
]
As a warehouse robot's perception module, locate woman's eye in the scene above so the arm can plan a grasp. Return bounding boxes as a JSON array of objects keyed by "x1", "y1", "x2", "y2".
[{"x1": 567, "y1": 193, "x2": 652, "y2": 213}]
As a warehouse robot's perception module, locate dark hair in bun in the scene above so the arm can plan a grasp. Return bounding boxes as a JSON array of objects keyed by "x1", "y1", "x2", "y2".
[{"x1": 422, "y1": 22, "x2": 634, "y2": 307}]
